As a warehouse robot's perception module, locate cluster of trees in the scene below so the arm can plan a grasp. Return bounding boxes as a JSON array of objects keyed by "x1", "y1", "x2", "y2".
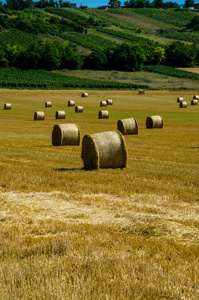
[
  {"x1": 4, "y1": 0, "x2": 72, "y2": 9},
  {"x1": 1, "y1": 38, "x2": 198, "y2": 71},
  {"x1": 109, "y1": 0, "x2": 194, "y2": 8},
  {"x1": 187, "y1": 15, "x2": 199, "y2": 31},
  {"x1": 0, "y1": 40, "x2": 82, "y2": 70}
]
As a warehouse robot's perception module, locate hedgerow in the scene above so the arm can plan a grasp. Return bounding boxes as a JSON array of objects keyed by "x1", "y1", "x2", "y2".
[
  {"x1": 143, "y1": 65, "x2": 199, "y2": 80},
  {"x1": 0, "y1": 68, "x2": 149, "y2": 90}
]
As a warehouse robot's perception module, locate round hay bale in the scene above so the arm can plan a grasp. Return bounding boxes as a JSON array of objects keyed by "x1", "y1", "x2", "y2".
[
  {"x1": 81, "y1": 130, "x2": 127, "y2": 170},
  {"x1": 177, "y1": 97, "x2": 184, "y2": 103},
  {"x1": 146, "y1": 116, "x2": 163, "y2": 129},
  {"x1": 4, "y1": 103, "x2": 11, "y2": 110},
  {"x1": 193, "y1": 95, "x2": 199, "y2": 100},
  {"x1": 68, "y1": 100, "x2": 75, "y2": 106},
  {"x1": 117, "y1": 118, "x2": 138, "y2": 135},
  {"x1": 100, "y1": 101, "x2": 107, "y2": 107},
  {"x1": 75, "y1": 106, "x2": 83, "y2": 113},
  {"x1": 99, "y1": 110, "x2": 109, "y2": 119},
  {"x1": 45, "y1": 101, "x2": 52, "y2": 107},
  {"x1": 139, "y1": 90, "x2": 145, "y2": 94},
  {"x1": 179, "y1": 101, "x2": 187, "y2": 108},
  {"x1": 82, "y1": 92, "x2": 88, "y2": 97},
  {"x1": 52, "y1": 123, "x2": 80, "y2": 146},
  {"x1": 34, "y1": 111, "x2": 45, "y2": 120},
  {"x1": 191, "y1": 99, "x2": 198, "y2": 105},
  {"x1": 106, "y1": 99, "x2": 113, "y2": 105},
  {"x1": 56, "y1": 111, "x2": 65, "y2": 119}
]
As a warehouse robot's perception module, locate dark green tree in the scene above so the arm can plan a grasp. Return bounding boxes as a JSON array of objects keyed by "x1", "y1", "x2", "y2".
[
  {"x1": 108, "y1": 0, "x2": 121, "y2": 7},
  {"x1": 152, "y1": 0, "x2": 163, "y2": 8},
  {"x1": 84, "y1": 49, "x2": 107, "y2": 70},
  {"x1": 164, "y1": 41, "x2": 196, "y2": 67},
  {"x1": 183, "y1": 0, "x2": 194, "y2": 8}
]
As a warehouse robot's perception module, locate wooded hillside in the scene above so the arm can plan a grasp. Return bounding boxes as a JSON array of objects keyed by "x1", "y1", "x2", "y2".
[{"x1": 0, "y1": 6, "x2": 199, "y2": 89}]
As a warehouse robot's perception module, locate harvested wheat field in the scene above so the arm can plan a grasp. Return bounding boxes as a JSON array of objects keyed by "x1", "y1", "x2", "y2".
[{"x1": 0, "y1": 89, "x2": 199, "y2": 299}]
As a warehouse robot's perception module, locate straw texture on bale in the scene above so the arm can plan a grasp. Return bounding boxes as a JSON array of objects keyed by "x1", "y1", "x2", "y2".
[
  {"x1": 177, "y1": 97, "x2": 184, "y2": 103},
  {"x1": 34, "y1": 111, "x2": 45, "y2": 120},
  {"x1": 99, "y1": 110, "x2": 109, "y2": 119},
  {"x1": 75, "y1": 106, "x2": 83, "y2": 113},
  {"x1": 100, "y1": 101, "x2": 107, "y2": 107},
  {"x1": 179, "y1": 101, "x2": 187, "y2": 108},
  {"x1": 106, "y1": 99, "x2": 113, "y2": 105},
  {"x1": 139, "y1": 90, "x2": 145, "y2": 94},
  {"x1": 56, "y1": 111, "x2": 65, "y2": 119},
  {"x1": 146, "y1": 116, "x2": 163, "y2": 129},
  {"x1": 193, "y1": 95, "x2": 199, "y2": 100},
  {"x1": 52, "y1": 123, "x2": 80, "y2": 146},
  {"x1": 45, "y1": 101, "x2": 52, "y2": 107},
  {"x1": 81, "y1": 130, "x2": 127, "y2": 170},
  {"x1": 82, "y1": 92, "x2": 88, "y2": 97},
  {"x1": 191, "y1": 99, "x2": 198, "y2": 105},
  {"x1": 68, "y1": 100, "x2": 75, "y2": 106},
  {"x1": 117, "y1": 118, "x2": 138, "y2": 135},
  {"x1": 4, "y1": 103, "x2": 12, "y2": 110}
]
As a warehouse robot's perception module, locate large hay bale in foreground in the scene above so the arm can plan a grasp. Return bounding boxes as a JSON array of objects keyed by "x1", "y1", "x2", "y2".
[
  {"x1": 193, "y1": 95, "x2": 199, "y2": 100},
  {"x1": 68, "y1": 100, "x2": 75, "y2": 106},
  {"x1": 191, "y1": 99, "x2": 198, "y2": 105},
  {"x1": 117, "y1": 118, "x2": 138, "y2": 135},
  {"x1": 100, "y1": 101, "x2": 107, "y2": 107},
  {"x1": 177, "y1": 97, "x2": 184, "y2": 103},
  {"x1": 52, "y1": 123, "x2": 80, "y2": 146},
  {"x1": 146, "y1": 116, "x2": 163, "y2": 129},
  {"x1": 99, "y1": 110, "x2": 109, "y2": 119},
  {"x1": 4, "y1": 103, "x2": 11, "y2": 110},
  {"x1": 75, "y1": 106, "x2": 83, "y2": 113},
  {"x1": 45, "y1": 101, "x2": 52, "y2": 107},
  {"x1": 56, "y1": 111, "x2": 65, "y2": 119},
  {"x1": 179, "y1": 101, "x2": 187, "y2": 108},
  {"x1": 82, "y1": 92, "x2": 88, "y2": 97},
  {"x1": 81, "y1": 130, "x2": 127, "y2": 170},
  {"x1": 106, "y1": 99, "x2": 113, "y2": 105},
  {"x1": 34, "y1": 111, "x2": 45, "y2": 120}
]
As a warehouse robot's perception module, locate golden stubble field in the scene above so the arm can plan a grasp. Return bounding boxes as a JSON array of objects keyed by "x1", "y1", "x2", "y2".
[{"x1": 0, "y1": 89, "x2": 199, "y2": 299}]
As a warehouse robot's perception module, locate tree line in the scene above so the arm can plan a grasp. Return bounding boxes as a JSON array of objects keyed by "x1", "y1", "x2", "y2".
[
  {"x1": 0, "y1": 38, "x2": 199, "y2": 71},
  {"x1": 2, "y1": 0, "x2": 195, "y2": 10}
]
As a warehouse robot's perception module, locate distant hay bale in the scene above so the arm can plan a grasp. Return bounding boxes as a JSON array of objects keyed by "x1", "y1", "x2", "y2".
[
  {"x1": 68, "y1": 100, "x2": 75, "y2": 106},
  {"x1": 117, "y1": 118, "x2": 138, "y2": 135},
  {"x1": 100, "y1": 100, "x2": 107, "y2": 107},
  {"x1": 193, "y1": 95, "x2": 199, "y2": 100},
  {"x1": 34, "y1": 111, "x2": 45, "y2": 120},
  {"x1": 106, "y1": 99, "x2": 113, "y2": 105},
  {"x1": 81, "y1": 130, "x2": 127, "y2": 169},
  {"x1": 139, "y1": 90, "x2": 145, "y2": 94},
  {"x1": 177, "y1": 97, "x2": 184, "y2": 103},
  {"x1": 45, "y1": 101, "x2": 52, "y2": 107},
  {"x1": 52, "y1": 123, "x2": 80, "y2": 146},
  {"x1": 4, "y1": 103, "x2": 11, "y2": 110},
  {"x1": 146, "y1": 116, "x2": 163, "y2": 129},
  {"x1": 191, "y1": 99, "x2": 198, "y2": 105},
  {"x1": 99, "y1": 110, "x2": 109, "y2": 119},
  {"x1": 179, "y1": 101, "x2": 187, "y2": 108},
  {"x1": 82, "y1": 92, "x2": 88, "y2": 97},
  {"x1": 56, "y1": 111, "x2": 65, "y2": 119},
  {"x1": 75, "y1": 106, "x2": 83, "y2": 113}
]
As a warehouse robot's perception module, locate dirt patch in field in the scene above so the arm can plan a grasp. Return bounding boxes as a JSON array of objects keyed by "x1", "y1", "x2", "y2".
[{"x1": 177, "y1": 68, "x2": 199, "y2": 74}]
